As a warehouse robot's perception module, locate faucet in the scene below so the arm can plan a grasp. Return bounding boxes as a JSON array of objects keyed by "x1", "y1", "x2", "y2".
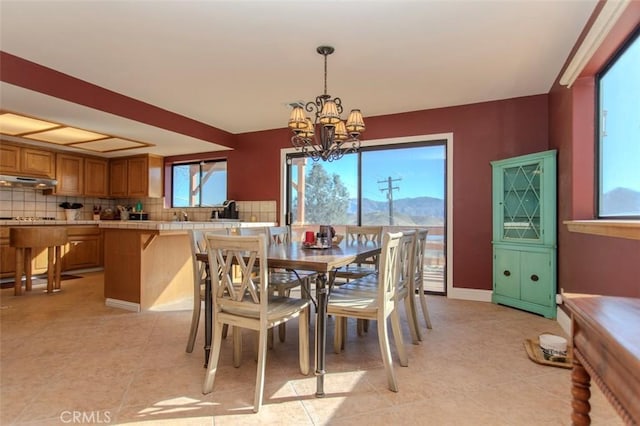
[{"x1": 180, "y1": 210, "x2": 188, "y2": 221}]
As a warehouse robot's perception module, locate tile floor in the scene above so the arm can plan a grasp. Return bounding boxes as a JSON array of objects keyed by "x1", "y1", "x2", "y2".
[{"x1": 0, "y1": 272, "x2": 623, "y2": 425}]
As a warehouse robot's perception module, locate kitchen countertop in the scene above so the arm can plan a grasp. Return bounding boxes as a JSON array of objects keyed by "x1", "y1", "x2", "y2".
[
  {"x1": 0, "y1": 220, "x2": 275, "y2": 229},
  {"x1": 98, "y1": 220, "x2": 275, "y2": 230}
]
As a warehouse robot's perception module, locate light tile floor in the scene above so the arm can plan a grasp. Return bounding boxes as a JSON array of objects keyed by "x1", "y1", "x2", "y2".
[{"x1": 1, "y1": 272, "x2": 623, "y2": 425}]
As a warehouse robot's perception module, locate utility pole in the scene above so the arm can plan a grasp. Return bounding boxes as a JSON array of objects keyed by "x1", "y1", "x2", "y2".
[{"x1": 378, "y1": 176, "x2": 401, "y2": 225}]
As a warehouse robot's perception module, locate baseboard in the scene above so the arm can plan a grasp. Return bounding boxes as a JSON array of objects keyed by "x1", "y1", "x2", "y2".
[
  {"x1": 105, "y1": 298, "x2": 140, "y2": 312},
  {"x1": 448, "y1": 287, "x2": 492, "y2": 302}
]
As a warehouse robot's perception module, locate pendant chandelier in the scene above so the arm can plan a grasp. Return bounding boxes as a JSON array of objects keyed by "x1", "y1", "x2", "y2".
[{"x1": 288, "y1": 46, "x2": 365, "y2": 162}]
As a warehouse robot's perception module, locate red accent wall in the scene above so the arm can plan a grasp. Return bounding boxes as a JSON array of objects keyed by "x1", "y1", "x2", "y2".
[
  {"x1": 231, "y1": 95, "x2": 550, "y2": 291},
  {"x1": 548, "y1": 4, "x2": 640, "y2": 298}
]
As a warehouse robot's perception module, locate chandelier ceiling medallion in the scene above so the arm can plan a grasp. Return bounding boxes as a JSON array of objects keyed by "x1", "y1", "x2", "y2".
[{"x1": 288, "y1": 46, "x2": 365, "y2": 162}]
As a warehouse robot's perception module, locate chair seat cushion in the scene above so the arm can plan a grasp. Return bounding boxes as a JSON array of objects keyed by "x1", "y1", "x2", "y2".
[
  {"x1": 335, "y1": 265, "x2": 377, "y2": 279},
  {"x1": 328, "y1": 283, "x2": 379, "y2": 314},
  {"x1": 221, "y1": 296, "x2": 309, "y2": 323}
]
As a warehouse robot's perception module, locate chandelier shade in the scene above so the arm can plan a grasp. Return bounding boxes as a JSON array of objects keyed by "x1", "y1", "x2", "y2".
[{"x1": 287, "y1": 46, "x2": 365, "y2": 162}]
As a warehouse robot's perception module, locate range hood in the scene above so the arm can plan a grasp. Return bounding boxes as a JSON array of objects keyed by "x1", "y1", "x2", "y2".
[{"x1": 0, "y1": 174, "x2": 58, "y2": 189}]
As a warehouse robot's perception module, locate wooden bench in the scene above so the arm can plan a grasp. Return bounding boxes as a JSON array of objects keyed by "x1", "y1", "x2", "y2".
[{"x1": 10, "y1": 226, "x2": 68, "y2": 295}]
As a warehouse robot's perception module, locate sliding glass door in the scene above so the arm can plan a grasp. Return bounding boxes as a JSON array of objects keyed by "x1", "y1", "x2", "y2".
[{"x1": 286, "y1": 141, "x2": 447, "y2": 294}]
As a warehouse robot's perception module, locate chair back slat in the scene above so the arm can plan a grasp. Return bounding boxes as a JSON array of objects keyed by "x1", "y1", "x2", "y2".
[
  {"x1": 345, "y1": 225, "x2": 383, "y2": 244},
  {"x1": 413, "y1": 229, "x2": 429, "y2": 291},
  {"x1": 377, "y1": 232, "x2": 403, "y2": 313},
  {"x1": 345, "y1": 225, "x2": 383, "y2": 268},
  {"x1": 268, "y1": 226, "x2": 291, "y2": 245},
  {"x1": 397, "y1": 230, "x2": 416, "y2": 298},
  {"x1": 206, "y1": 234, "x2": 269, "y2": 314}
]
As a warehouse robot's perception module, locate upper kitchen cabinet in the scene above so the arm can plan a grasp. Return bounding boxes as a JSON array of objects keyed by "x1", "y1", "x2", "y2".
[
  {"x1": 109, "y1": 154, "x2": 163, "y2": 198},
  {"x1": 54, "y1": 153, "x2": 84, "y2": 196},
  {"x1": 0, "y1": 142, "x2": 55, "y2": 178},
  {"x1": 84, "y1": 157, "x2": 109, "y2": 197}
]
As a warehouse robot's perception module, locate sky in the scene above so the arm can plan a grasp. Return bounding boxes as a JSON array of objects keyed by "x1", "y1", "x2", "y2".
[
  {"x1": 316, "y1": 144, "x2": 446, "y2": 202},
  {"x1": 599, "y1": 32, "x2": 640, "y2": 194}
]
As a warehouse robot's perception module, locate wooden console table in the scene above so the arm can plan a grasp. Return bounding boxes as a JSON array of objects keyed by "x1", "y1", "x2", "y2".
[{"x1": 563, "y1": 294, "x2": 640, "y2": 425}]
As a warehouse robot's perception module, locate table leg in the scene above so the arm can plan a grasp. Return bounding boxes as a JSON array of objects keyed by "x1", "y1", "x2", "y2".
[
  {"x1": 54, "y1": 245, "x2": 62, "y2": 290},
  {"x1": 571, "y1": 357, "x2": 591, "y2": 425},
  {"x1": 47, "y1": 246, "x2": 54, "y2": 293},
  {"x1": 314, "y1": 273, "x2": 328, "y2": 397},
  {"x1": 24, "y1": 248, "x2": 32, "y2": 292},
  {"x1": 204, "y1": 265, "x2": 212, "y2": 368},
  {"x1": 14, "y1": 247, "x2": 23, "y2": 296}
]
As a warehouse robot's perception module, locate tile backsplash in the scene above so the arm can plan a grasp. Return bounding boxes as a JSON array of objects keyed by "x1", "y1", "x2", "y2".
[{"x1": 0, "y1": 187, "x2": 277, "y2": 223}]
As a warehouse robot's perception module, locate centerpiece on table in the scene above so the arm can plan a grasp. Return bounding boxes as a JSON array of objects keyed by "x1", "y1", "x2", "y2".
[{"x1": 59, "y1": 202, "x2": 83, "y2": 221}]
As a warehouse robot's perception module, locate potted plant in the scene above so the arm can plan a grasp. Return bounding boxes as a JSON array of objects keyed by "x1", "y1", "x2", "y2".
[{"x1": 59, "y1": 202, "x2": 83, "y2": 221}]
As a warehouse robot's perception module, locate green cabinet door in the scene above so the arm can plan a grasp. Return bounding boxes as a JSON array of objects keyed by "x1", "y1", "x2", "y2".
[
  {"x1": 520, "y1": 251, "x2": 552, "y2": 306},
  {"x1": 494, "y1": 248, "x2": 520, "y2": 299}
]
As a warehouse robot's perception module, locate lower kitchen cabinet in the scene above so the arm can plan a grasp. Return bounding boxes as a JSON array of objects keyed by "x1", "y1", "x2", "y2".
[
  {"x1": 492, "y1": 245, "x2": 556, "y2": 318},
  {"x1": 63, "y1": 226, "x2": 103, "y2": 271}
]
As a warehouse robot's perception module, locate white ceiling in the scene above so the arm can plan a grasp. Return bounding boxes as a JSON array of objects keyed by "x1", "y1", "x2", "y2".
[{"x1": 0, "y1": 0, "x2": 597, "y2": 158}]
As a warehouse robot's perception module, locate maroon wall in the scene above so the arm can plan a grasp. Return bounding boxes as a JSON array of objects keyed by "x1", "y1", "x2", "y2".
[
  {"x1": 230, "y1": 95, "x2": 550, "y2": 291},
  {"x1": 548, "y1": 3, "x2": 640, "y2": 298}
]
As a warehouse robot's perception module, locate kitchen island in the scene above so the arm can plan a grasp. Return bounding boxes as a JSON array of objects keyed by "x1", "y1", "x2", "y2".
[{"x1": 100, "y1": 221, "x2": 274, "y2": 311}]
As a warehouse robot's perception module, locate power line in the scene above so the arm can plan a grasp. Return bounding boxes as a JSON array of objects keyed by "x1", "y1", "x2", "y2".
[{"x1": 378, "y1": 177, "x2": 401, "y2": 225}]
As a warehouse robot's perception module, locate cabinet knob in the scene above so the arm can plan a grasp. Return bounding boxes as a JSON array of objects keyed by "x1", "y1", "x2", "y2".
[
  {"x1": 530, "y1": 274, "x2": 539, "y2": 282},
  {"x1": 503, "y1": 270, "x2": 511, "y2": 277}
]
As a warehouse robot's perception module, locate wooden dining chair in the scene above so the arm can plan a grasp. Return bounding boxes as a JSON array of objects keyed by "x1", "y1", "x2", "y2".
[
  {"x1": 332, "y1": 230, "x2": 421, "y2": 349},
  {"x1": 413, "y1": 228, "x2": 433, "y2": 335},
  {"x1": 185, "y1": 228, "x2": 228, "y2": 353},
  {"x1": 202, "y1": 233, "x2": 310, "y2": 412},
  {"x1": 394, "y1": 230, "x2": 421, "y2": 345},
  {"x1": 239, "y1": 226, "x2": 313, "y2": 344},
  {"x1": 335, "y1": 225, "x2": 383, "y2": 281},
  {"x1": 327, "y1": 231, "x2": 407, "y2": 392}
]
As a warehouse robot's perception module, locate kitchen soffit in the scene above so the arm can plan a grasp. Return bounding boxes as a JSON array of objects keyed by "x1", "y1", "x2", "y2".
[{"x1": 0, "y1": 111, "x2": 153, "y2": 153}]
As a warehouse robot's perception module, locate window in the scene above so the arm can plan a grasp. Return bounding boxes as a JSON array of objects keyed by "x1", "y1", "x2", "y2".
[
  {"x1": 286, "y1": 140, "x2": 447, "y2": 293},
  {"x1": 172, "y1": 160, "x2": 227, "y2": 207},
  {"x1": 597, "y1": 29, "x2": 640, "y2": 218}
]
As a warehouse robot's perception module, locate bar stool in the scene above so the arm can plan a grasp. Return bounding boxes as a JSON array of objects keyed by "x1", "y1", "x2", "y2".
[{"x1": 10, "y1": 226, "x2": 68, "y2": 295}]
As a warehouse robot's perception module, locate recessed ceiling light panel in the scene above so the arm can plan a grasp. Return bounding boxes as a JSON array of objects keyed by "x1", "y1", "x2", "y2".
[
  {"x1": 72, "y1": 138, "x2": 151, "y2": 152},
  {"x1": 0, "y1": 113, "x2": 59, "y2": 135},
  {"x1": 23, "y1": 127, "x2": 108, "y2": 144}
]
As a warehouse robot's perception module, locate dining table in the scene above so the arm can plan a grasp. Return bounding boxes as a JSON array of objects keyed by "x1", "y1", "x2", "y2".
[{"x1": 196, "y1": 239, "x2": 381, "y2": 397}]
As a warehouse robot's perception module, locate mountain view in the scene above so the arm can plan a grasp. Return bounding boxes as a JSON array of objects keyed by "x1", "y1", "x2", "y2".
[
  {"x1": 348, "y1": 196, "x2": 445, "y2": 226},
  {"x1": 601, "y1": 187, "x2": 640, "y2": 216}
]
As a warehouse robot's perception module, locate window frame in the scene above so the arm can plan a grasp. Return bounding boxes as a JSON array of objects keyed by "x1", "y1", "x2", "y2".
[{"x1": 170, "y1": 159, "x2": 228, "y2": 208}]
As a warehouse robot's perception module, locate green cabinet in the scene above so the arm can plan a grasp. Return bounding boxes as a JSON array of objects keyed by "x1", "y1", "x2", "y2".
[{"x1": 491, "y1": 150, "x2": 556, "y2": 318}]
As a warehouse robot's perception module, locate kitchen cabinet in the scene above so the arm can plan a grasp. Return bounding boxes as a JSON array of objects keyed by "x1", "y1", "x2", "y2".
[
  {"x1": 63, "y1": 226, "x2": 103, "y2": 270},
  {"x1": 0, "y1": 142, "x2": 55, "y2": 178},
  {"x1": 84, "y1": 157, "x2": 109, "y2": 197},
  {"x1": 109, "y1": 159, "x2": 128, "y2": 197},
  {"x1": 55, "y1": 153, "x2": 84, "y2": 195},
  {"x1": 491, "y1": 150, "x2": 557, "y2": 318},
  {"x1": 109, "y1": 154, "x2": 163, "y2": 198}
]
